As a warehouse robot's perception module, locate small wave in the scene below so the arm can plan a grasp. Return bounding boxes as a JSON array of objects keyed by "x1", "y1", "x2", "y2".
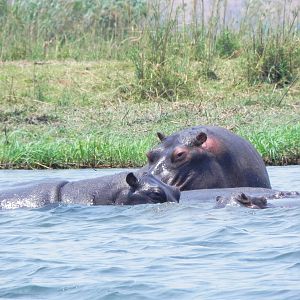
[{"x1": 0, "y1": 285, "x2": 59, "y2": 299}]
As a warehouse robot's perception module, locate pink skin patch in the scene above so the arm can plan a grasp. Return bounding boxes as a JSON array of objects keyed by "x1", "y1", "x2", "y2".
[
  {"x1": 201, "y1": 137, "x2": 222, "y2": 154},
  {"x1": 171, "y1": 136, "x2": 223, "y2": 160}
]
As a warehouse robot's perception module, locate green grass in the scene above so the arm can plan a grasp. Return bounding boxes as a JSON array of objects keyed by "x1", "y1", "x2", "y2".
[
  {"x1": 0, "y1": 59, "x2": 299, "y2": 168},
  {"x1": 239, "y1": 124, "x2": 300, "y2": 165},
  {"x1": 0, "y1": 132, "x2": 153, "y2": 168}
]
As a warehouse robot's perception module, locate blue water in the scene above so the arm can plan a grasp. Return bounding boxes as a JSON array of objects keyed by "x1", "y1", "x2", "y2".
[{"x1": 0, "y1": 166, "x2": 299, "y2": 300}]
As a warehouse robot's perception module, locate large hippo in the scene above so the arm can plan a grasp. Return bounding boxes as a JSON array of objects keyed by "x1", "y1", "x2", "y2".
[
  {"x1": 146, "y1": 126, "x2": 271, "y2": 190},
  {"x1": 180, "y1": 187, "x2": 300, "y2": 209},
  {"x1": 0, "y1": 172, "x2": 180, "y2": 209}
]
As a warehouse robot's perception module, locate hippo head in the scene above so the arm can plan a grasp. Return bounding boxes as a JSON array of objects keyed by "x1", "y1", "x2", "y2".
[
  {"x1": 146, "y1": 126, "x2": 272, "y2": 190},
  {"x1": 123, "y1": 172, "x2": 180, "y2": 205},
  {"x1": 215, "y1": 193, "x2": 268, "y2": 209},
  {"x1": 146, "y1": 129, "x2": 211, "y2": 190}
]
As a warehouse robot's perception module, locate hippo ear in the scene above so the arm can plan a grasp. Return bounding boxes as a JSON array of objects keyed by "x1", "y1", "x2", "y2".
[
  {"x1": 126, "y1": 172, "x2": 139, "y2": 189},
  {"x1": 157, "y1": 132, "x2": 166, "y2": 142},
  {"x1": 194, "y1": 132, "x2": 207, "y2": 146}
]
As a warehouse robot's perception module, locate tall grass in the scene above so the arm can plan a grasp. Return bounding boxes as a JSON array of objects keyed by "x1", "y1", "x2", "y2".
[
  {"x1": 241, "y1": 0, "x2": 300, "y2": 85},
  {"x1": 0, "y1": 1, "x2": 299, "y2": 91},
  {"x1": 0, "y1": 0, "x2": 147, "y2": 60},
  {"x1": 0, "y1": 58, "x2": 299, "y2": 168},
  {"x1": 129, "y1": 0, "x2": 192, "y2": 101}
]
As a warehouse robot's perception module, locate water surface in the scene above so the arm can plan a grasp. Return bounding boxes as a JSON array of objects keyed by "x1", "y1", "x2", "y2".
[{"x1": 0, "y1": 166, "x2": 299, "y2": 300}]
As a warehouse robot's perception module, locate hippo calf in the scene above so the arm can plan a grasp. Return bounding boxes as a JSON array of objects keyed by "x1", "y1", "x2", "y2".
[
  {"x1": 0, "y1": 172, "x2": 180, "y2": 209},
  {"x1": 180, "y1": 187, "x2": 300, "y2": 209},
  {"x1": 146, "y1": 126, "x2": 271, "y2": 190},
  {"x1": 215, "y1": 191, "x2": 300, "y2": 209},
  {"x1": 215, "y1": 193, "x2": 268, "y2": 209}
]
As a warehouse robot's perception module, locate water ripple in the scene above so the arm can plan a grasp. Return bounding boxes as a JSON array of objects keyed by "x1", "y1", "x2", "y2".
[{"x1": 0, "y1": 166, "x2": 300, "y2": 299}]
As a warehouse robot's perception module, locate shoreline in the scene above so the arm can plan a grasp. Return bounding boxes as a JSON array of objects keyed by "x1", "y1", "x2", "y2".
[{"x1": 0, "y1": 161, "x2": 299, "y2": 170}]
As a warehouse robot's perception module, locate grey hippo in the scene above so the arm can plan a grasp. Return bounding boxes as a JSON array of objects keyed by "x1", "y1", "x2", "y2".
[
  {"x1": 0, "y1": 172, "x2": 180, "y2": 209},
  {"x1": 146, "y1": 126, "x2": 271, "y2": 190}
]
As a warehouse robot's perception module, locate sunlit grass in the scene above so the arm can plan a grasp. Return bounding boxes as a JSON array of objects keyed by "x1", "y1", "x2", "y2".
[
  {"x1": 0, "y1": 132, "x2": 153, "y2": 168},
  {"x1": 239, "y1": 124, "x2": 300, "y2": 165}
]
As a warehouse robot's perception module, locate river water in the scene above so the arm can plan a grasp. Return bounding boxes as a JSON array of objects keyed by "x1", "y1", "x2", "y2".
[{"x1": 0, "y1": 166, "x2": 299, "y2": 300}]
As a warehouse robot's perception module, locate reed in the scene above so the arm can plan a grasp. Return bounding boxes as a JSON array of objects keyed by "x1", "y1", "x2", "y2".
[
  {"x1": 128, "y1": 0, "x2": 192, "y2": 101},
  {"x1": 0, "y1": 0, "x2": 146, "y2": 61},
  {"x1": 1, "y1": 1, "x2": 298, "y2": 86},
  {"x1": 241, "y1": 0, "x2": 300, "y2": 85}
]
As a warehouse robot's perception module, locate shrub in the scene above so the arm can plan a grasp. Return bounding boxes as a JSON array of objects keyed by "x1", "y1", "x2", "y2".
[
  {"x1": 245, "y1": 36, "x2": 300, "y2": 85},
  {"x1": 216, "y1": 30, "x2": 240, "y2": 58}
]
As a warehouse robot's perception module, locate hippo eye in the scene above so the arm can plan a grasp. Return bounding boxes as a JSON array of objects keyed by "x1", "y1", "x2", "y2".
[
  {"x1": 176, "y1": 152, "x2": 185, "y2": 158},
  {"x1": 172, "y1": 148, "x2": 187, "y2": 163},
  {"x1": 152, "y1": 190, "x2": 162, "y2": 197},
  {"x1": 148, "y1": 188, "x2": 162, "y2": 197},
  {"x1": 150, "y1": 190, "x2": 165, "y2": 202}
]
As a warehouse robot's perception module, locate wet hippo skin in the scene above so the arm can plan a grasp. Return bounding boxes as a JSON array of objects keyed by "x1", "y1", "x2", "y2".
[
  {"x1": 146, "y1": 126, "x2": 271, "y2": 190},
  {"x1": 0, "y1": 172, "x2": 180, "y2": 209}
]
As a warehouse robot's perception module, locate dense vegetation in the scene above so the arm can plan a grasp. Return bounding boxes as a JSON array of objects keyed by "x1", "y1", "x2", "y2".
[{"x1": 0, "y1": 0, "x2": 299, "y2": 168}]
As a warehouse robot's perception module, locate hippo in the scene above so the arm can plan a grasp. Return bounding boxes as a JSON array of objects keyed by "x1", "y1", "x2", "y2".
[
  {"x1": 179, "y1": 187, "x2": 300, "y2": 209},
  {"x1": 0, "y1": 172, "x2": 180, "y2": 209},
  {"x1": 215, "y1": 193, "x2": 269, "y2": 209},
  {"x1": 146, "y1": 126, "x2": 271, "y2": 190},
  {"x1": 214, "y1": 191, "x2": 300, "y2": 209}
]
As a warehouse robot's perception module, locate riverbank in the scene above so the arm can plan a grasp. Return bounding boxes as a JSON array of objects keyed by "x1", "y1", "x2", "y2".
[{"x1": 0, "y1": 60, "x2": 299, "y2": 169}]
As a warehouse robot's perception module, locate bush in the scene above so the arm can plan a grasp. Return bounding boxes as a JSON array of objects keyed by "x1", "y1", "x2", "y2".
[
  {"x1": 245, "y1": 37, "x2": 300, "y2": 85},
  {"x1": 216, "y1": 30, "x2": 240, "y2": 58}
]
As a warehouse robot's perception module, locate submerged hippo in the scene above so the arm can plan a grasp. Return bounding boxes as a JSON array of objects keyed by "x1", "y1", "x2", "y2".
[
  {"x1": 0, "y1": 172, "x2": 180, "y2": 209},
  {"x1": 146, "y1": 126, "x2": 271, "y2": 190},
  {"x1": 215, "y1": 191, "x2": 300, "y2": 209},
  {"x1": 180, "y1": 187, "x2": 300, "y2": 209}
]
